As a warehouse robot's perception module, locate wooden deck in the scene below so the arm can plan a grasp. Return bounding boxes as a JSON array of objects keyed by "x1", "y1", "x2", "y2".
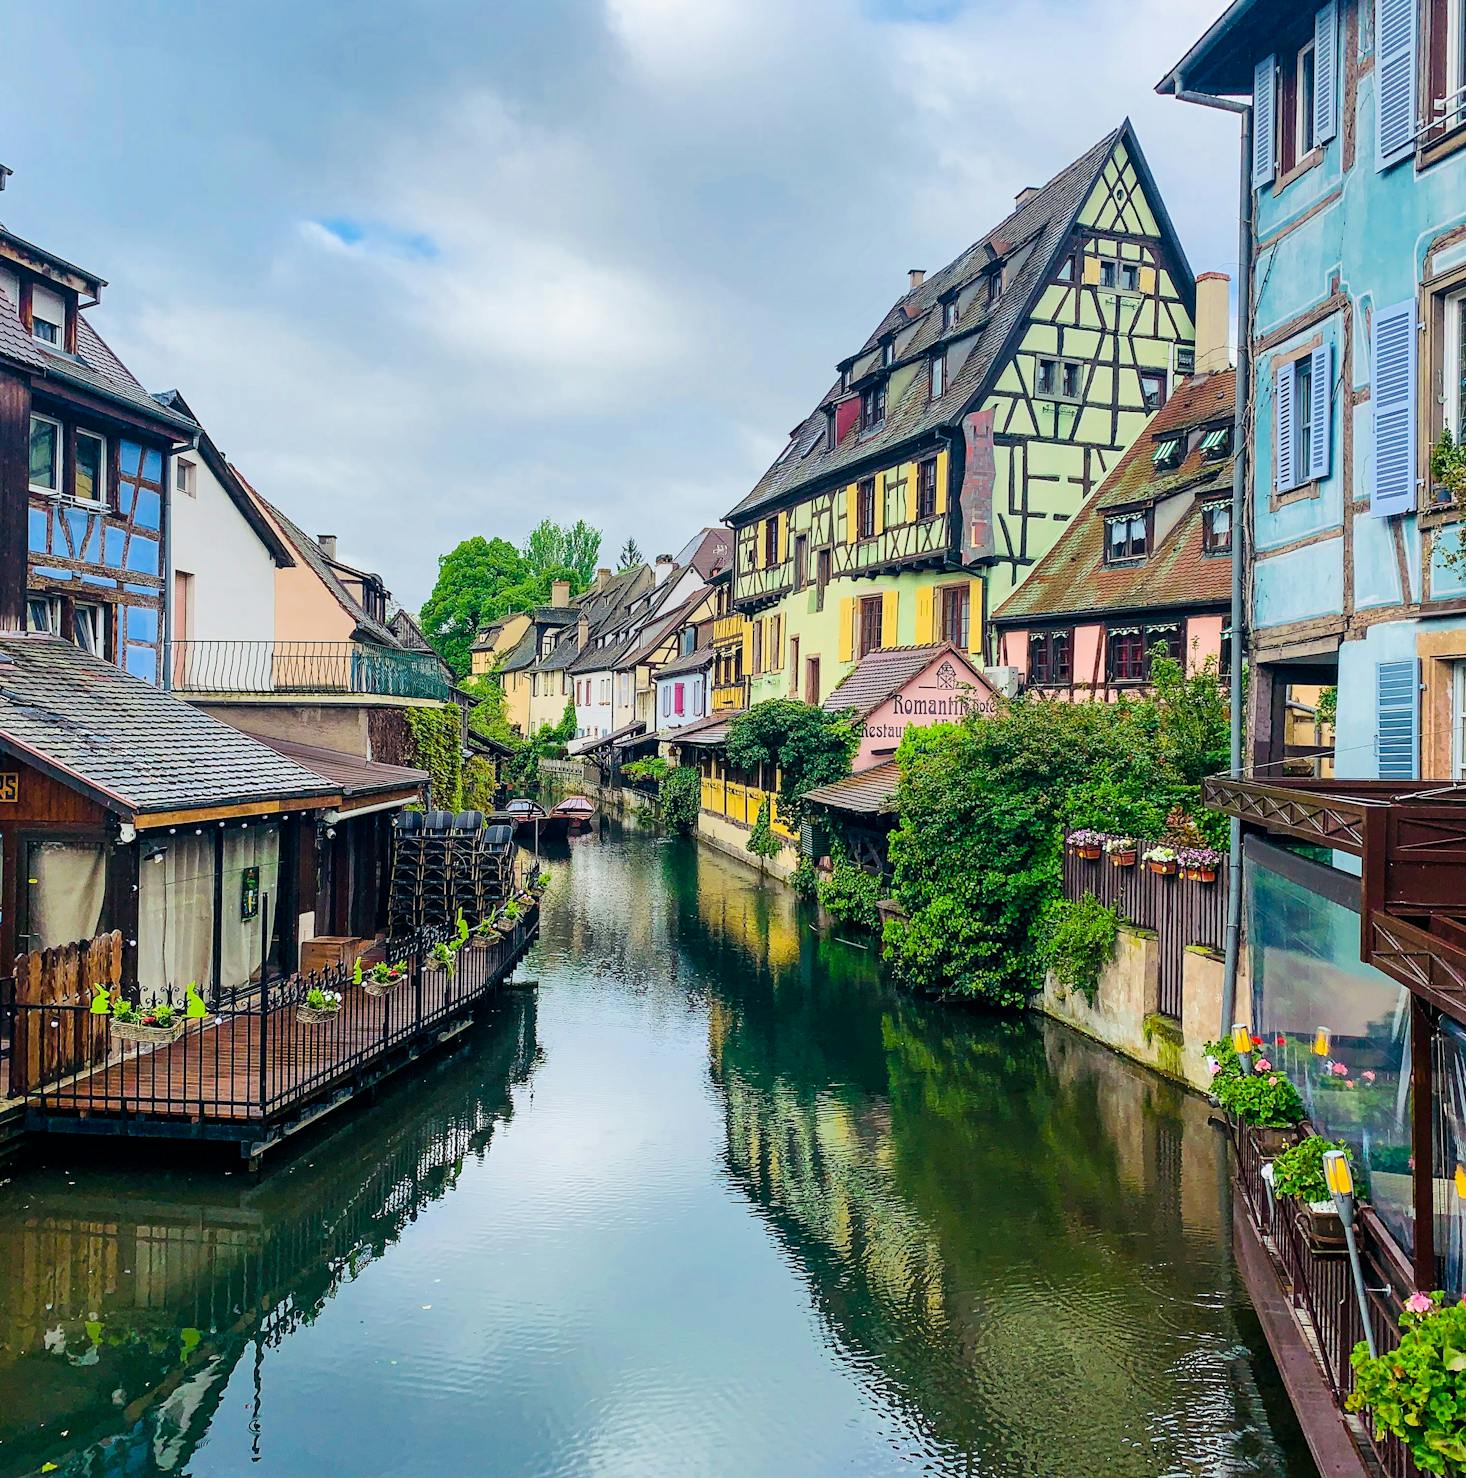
[{"x1": 22, "y1": 908, "x2": 540, "y2": 1161}]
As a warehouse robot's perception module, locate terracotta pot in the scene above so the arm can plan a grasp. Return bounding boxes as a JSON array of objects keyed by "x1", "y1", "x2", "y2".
[{"x1": 1148, "y1": 860, "x2": 1177, "y2": 876}]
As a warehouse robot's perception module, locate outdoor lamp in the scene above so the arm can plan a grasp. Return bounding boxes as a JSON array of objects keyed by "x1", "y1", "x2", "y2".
[
  {"x1": 1231, "y1": 1021, "x2": 1253, "y2": 1075},
  {"x1": 1314, "y1": 1026, "x2": 1331, "y2": 1057},
  {"x1": 1455, "y1": 1163, "x2": 1466, "y2": 1201},
  {"x1": 1325, "y1": 1148, "x2": 1377, "y2": 1358}
]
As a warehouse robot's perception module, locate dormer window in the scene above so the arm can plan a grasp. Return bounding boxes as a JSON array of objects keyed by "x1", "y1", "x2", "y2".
[
  {"x1": 30, "y1": 284, "x2": 66, "y2": 346},
  {"x1": 861, "y1": 381, "x2": 886, "y2": 430},
  {"x1": 882, "y1": 339, "x2": 895, "y2": 368},
  {"x1": 986, "y1": 270, "x2": 1002, "y2": 306},
  {"x1": 943, "y1": 299, "x2": 959, "y2": 331},
  {"x1": 1151, "y1": 435, "x2": 1184, "y2": 471},
  {"x1": 840, "y1": 365, "x2": 851, "y2": 392},
  {"x1": 1105, "y1": 511, "x2": 1149, "y2": 563},
  {"x1": 1202, "y1": 500, "x2": 1233, "y2": 554},
  {"x1": 1199, "y1": 426, "x2": 1231, "y2": 461},
  {"x1": 929, "y1": 352, "x2": 946, "y2": 399}
]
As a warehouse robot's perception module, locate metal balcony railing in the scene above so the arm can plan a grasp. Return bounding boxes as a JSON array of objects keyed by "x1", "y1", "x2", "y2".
[{"x1": 173, "y1": 640, "x2": 452, "y2": 702}]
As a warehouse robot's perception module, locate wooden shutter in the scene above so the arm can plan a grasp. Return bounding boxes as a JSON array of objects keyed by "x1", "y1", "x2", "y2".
[
  {"x1": 1377, "y1": 0, "x2": 1418, "y2": 168},
  {"x1": 1314, "y1": 3, "x2": 1339, "y2": 144},
  {"x1": 844, "y1": 485, "x2": 858, "y2": 544},
  {"x1": 934, "y1": 449, "x2": 949, "y2": 516},
  {"x1": 1377, "y1": 659, "x2": 1420, "y2": 779},
  {"x1": 1372, "y1": 299, "x2": 1417, "y2": 516},
  {"x1": 881, "y1": 589, "x2": 899, "y2": 649},
  {"x1": 903, "y1": 464, "x2": 918, "y2": 523},
  {"x1": 742, "y1": 620, "x2": 755, "y2": 675},
  {"x1": 915, "y1": 586, "x2": 936, "y2": 644},
  {"x1": 1307, "y1": 343, "x2": 1333, "y2": 482},
  {"x1": 1253, "y1": 55, "x2": 1277, "y2": 188},
  {"x1": 839, "y1": 597, "x2": 856, "y2": 662},
  {"x1": 874, "y1": 473, "x2": 887, "y2": 536},
  {"x1": 1275, "y1": 361, "x2": 1297, "y2": 493},
  {"x1": 967, "y1": 578, "x2": 984, "y2": 657},
  {"x1": 770, "y1": 614, "x2": 782, "y2": 671},
  {"x1": 778, "y1": 511, "x2": 789, "y2": 565}
]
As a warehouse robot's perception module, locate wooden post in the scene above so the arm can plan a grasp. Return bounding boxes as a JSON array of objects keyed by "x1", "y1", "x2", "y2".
[{"x1": 257, "y1": 895, "x2": 270, "y2": 1117}]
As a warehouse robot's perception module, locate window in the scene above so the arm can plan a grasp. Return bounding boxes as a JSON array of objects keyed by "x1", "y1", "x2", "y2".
[
  {"x1": 1107, "y1": 628, "x2": 1147, "y2": 683},
  {"x1": 1119, "y1": 262, "x2": 1141, "y2": 292},
  {"x1": 1276, "y1": 344, "x2": 1332, "y2": 492},
  {"x1": 862, "y1": 380, "x2": 886, "y2": 429},
  {"x1": 883, "y1": 466, "x2": 908, "y2": 527},
  {"x1": 825, "y1": 410, "x2": 836, "y2": 451},
  {"x1": 840, "y1": 365, "x2": 851, "y2": 391},
  {"x1": 751, "y1": 620, "x2": 763, "y2": 674},
  {"x1": 1427, "y1": 0, "x2": 1466, "y2": 137},
  {"x1": 882, "y1": 339, "x2": 895, "y2": 368},
  {"x1": 28, "y1": 414, "x2": 59, "y2": 492},
  {"x1": 177, "y1": 458, "x2": 197, "y2": 497},
  {"x1": 73, "y1": 602, "x2": 107, "y2": 657},
  {"x1": 943, "y1": 299, "x2": 959, "y2": 330},
  {"x1": 986, "y1": 270, "x2": 1002, "y2": 305},
  {"x1": 1105, "y1": 511, "x2": 1149, "y2": 562},
  {"x1": 793, "y1": 532, "x2": 808, "y2": 589},
  {"x1": 75, "y1": 430, "x2": 105, "y2": 505},
  {"x1": 939, "y1": 584, "x2": 969, "y2": 648},
  {"x1": 1140, "y1": 371, "x2": 1167, "y2": 412},
  {"x1": 30, "y1": 285, "x2": 64, "y2": 345},
  {"x1": 1037, "y1": 357, "x2": 1083, "y2": 402},
  {"x1": 26, "y1": 596, "x2": 60, "y2": 634},
  {"x1": 917, "y1": 458, "x2": 938, "y2": 519},
  {"x1": 857, "y1": 478, "x2": 876, "y2": 539},
  {"x1": 662, "y1": 684, "x2": 672, "y2": 717},
  {"x1": 763, "y1": 517, "x2": 779, "y2": 566},
  {"x1": 32, "y1": 315, "x2": 58, "y2": 345},
  {"x1": 1296, "y1": 40, "x2": 1318, "y2": 158},
  {"x1": 1202, "y1": 500, "x2": 1233, "y2": 554},
  {"x1": 1036, "y1": 358, "x2": 1057, "y2": 397},
  {"x1": 1175, "y1": 346, "x2": 1197, "y2": 376},
  {"x1": 1152, "y1": 435, "x2": 1183, "y2": 470},
  {"x1": 1062, "y1": 362, "x2": 1082, "y2": 399},
  {"x1": 858, "y1": 595, "x2": 883, "y2": 657},
  {"x1": 929, "y1": 352, "x2": 946, "y2": 399},
  {"x1": 1057, "y1": 255, "x2": 1075, "y2": 284},
  {"x1": 1199, "y1": 425, "x2": 1232, "y2": 460},
  {"x1": 1439, "y1": 287, "x2": 1466, "y2": 485},
  {"x1": 1029, "y1": 629, "x2": 1073, "y2": 686},
  {"x1": 815, "y1": 548, "x2": 831, "y2": 611},
  {"x1": 1296, "y1": 352, "x2": 1315, "y2": 477},
  {"x1": 1099, "y1": 259, "x2": 1118, "y2": 288}
]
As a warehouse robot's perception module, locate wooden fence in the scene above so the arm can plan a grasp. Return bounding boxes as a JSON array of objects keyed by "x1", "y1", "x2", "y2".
[
  {"x1": 1062, "y1": 852, "x2": 1226, "y2": 1020},
  {"x1": 11, "y1": 931, "x2": 123, "y2": 1095}
]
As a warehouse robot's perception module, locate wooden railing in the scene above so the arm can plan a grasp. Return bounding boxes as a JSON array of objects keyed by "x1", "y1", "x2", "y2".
[{"x1": 10, "y1": 931, "x2": 123, "y2": 1095}]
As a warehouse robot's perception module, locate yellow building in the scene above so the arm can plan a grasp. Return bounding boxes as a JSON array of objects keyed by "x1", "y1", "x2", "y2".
[{"x1": 469, "y1": 611, "x2": 530, "y2": 680}]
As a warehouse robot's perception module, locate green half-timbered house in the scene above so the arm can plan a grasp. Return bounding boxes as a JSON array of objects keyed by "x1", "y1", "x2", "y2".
[{"x1": 725, "y1": 121, "x2": 1197, "y2": 708}]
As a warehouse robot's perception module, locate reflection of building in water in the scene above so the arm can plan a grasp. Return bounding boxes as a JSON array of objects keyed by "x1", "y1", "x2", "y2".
[{"x1": 0, "y1": 993, "x2": 538, "y2": 1478}]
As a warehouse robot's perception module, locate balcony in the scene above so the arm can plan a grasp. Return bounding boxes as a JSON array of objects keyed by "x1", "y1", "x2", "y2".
[{"x1": 174, "y1": 641, "x2": 452, "y2": 703}]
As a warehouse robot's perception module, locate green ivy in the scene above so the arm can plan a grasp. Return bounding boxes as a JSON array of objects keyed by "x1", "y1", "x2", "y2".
[
  {"x1": 1038, "y1": 895, "x2": 1121, "y2": 1006},
  {"x1": 747, "y1": 796, "x2": 782, "y2": 865},
  {"x1": 403, "y1": 705, "x2": 463, "y2": 810},
  {"x1": 817, "y1": 856, "x2": 882, "y2": 931},
  {"x1": 462, "y1": 754, "x2": 497, "y2": 813},
  {"x1": 657, "y1": 765, "x2": 701, "y2": 835},
  {"x1": 725, "y1": 699, "x2": 857, "y2": 824}
]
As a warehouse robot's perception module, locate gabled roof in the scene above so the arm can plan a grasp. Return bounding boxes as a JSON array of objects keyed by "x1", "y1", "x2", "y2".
[
  {"x1": 245, "y1": 483, "x2": 400, "y2": 647},
  {"x1": 727, "y1": 121, "x2": 1192, "y2": 525},
  {"x1": 672, "y1": 527, "x2": 733, "y2": 579},
  {"x1": 656, "y1": 644, "x2": 715, "y2": 679},
  {"x1": 388, "y1": 607, "x2": 434, "y2": 653},
  {"x1": 0, "y1": 635, "x2": 337, "y2": 819},
  {"x1": 803, "y1": 760, "x2": 901, "y2": 816},
  {"x1": 152, "y1": 390, "x2": 295, "y2": 567},
  {"x1": 993, "y1": 370, "x2": 1235, "y2": 625},
  {"x1": 1156, "y1": 0, "x2": 1284, "y2": 97},
  {"x1": 823, "y1": 642, "x2": 989, "y2": 717}
]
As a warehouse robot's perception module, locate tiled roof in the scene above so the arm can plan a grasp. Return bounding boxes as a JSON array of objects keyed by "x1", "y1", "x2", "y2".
[
  {"x1": 388, "y1": 608, "x2": 434, "y2": 653},
  {"x1": 0, "y1": 636, "x2": 337, "y2": 817},
  {"x1": 253, "y1": 735, "x2": 428, "y2": 799},
  {"x1": 727, "y1": 123, "x2": 1186, "y2": 524},
  {"x1": 822, "y1": 643, "x2": 979, "y2": 717},
  {"x1": 663, "y1": 711, "x2": 734, "y2": 748},
  {"x1": 993, "y1": 370, "x2": 1235, "y2": 624},
  {"x1": 802, "y1": 759, "x2": 901, "y2": 816},
  {"x1": 656, "y1": 644, "x2": 714, "y2": 678}
]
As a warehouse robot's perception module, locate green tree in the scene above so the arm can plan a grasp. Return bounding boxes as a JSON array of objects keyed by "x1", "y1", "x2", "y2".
[
  {"x1": 747, "y1": 796, "x2": 782, "y2": 869},
  {"x1": 724, "y1": 700, "x2": 858, "y2": 824},
  {"x1": 619, "y1": 538, "x2": 643, "y2": 570},
  {"x1": 419, "y1": 536, "x2": 525, "y2": 679},
  {"x1": 523, "y1": 519, "x2": 602, "y2": 588}
]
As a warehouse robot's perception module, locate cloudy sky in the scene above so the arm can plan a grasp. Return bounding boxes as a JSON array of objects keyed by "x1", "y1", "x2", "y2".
[{"x1": 4, "y1": 0, "x2": 1233, "y2": 610}]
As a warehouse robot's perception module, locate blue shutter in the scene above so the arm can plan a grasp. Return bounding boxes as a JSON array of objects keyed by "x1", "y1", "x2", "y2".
[
  {"x1": 1307, "y1": 343, "x2": 1332, "y2": 481},
  {"x1": 1275, "y1": 360, "x2": 1297, "y2": 492},
  {"x1": 1253, "y1": 54, "x2": 1277, "y2": 188},
  {"x1": 1372, "y1": 299, "x2": 1417, "y2": 516},
  {"x1": 1376, "y1": 0, "x2": 1418, "y2": 168},
  {"x1": 1314, "y1": 3, "x2": 1339, "y2": 144},
  {"x1": 1377, "y1": 659, "x2": 1419, "y2": 780}
]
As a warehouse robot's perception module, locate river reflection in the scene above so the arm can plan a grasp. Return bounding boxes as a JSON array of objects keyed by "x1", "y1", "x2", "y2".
[{"x1": 3, "y1": 824, "x2": 1309, "y2": 1477}]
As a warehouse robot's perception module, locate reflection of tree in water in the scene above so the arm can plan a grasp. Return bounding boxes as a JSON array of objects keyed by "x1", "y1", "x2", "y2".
[
  {"x1": 680, "y1": 833, "x2": 1296, "y2": 1474},
  {"x1": 0, "y1": 991, "x2": 540, "y2": 1478}
]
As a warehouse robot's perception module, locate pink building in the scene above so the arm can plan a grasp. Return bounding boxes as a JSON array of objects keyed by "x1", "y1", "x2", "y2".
[{"x1": 992, "y1": 369, "x2": 1235, "y2": 699}]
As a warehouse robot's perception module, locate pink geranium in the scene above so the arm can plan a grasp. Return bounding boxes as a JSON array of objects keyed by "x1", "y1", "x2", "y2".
[
  {"x1": 1331, "y1": 1061, "x2": 1349, "y2": 1077},
  {"x1": 1362, "y1": 1070, "x2": 1376, "y2": 1083},
  {"x1": 1405, "y1": 1292, "x2": 1435, "y2": 1315},
  {"x1": 1255, "y1": 1057, "x2": 1272, "y2": 1073}
]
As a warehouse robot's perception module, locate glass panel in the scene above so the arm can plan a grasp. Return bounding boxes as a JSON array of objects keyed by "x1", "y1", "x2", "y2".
[
  {"x1": 219, "y1": 823, "x2": 281, "y2": 994},
  {"x1": 1436, "y1": 1020, "x2": 1466, "y2": 1294},
  {"x1": 73, "y1": 603, "x2": 102, "y2": 655},
  {"x1": 137, "y1": 833, "x2": 217, "y2": 997},
  {"x1": 1246, "y1": 852, "x2": 1414, "y2": 1257},
  {"x1": 28, "y1": 418, "x2": 56, "y2": 490},
  {"x1": 24, "y1": 839, "x2": 106, "y2": 952},
  {"x1": 75, "y1": 433, "x2": 104, "y2": 503}
]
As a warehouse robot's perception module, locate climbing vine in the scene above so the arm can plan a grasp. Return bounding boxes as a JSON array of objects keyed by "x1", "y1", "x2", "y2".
[
  {"x1": 724, "y1": 700, "x2": 858, "y2": 824},
  {"x1": 657, "y1": 766, "x2": 701, "y2": 834},
  {"x1": 402, "y1": 705, "x2": 464, "y2": 811}
]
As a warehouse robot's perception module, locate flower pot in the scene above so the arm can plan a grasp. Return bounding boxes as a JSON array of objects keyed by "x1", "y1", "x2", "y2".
[
  {"x1": 1108, "y1": 851, "x2": 1137, "y2": 868},
  {"x1": 1196, "y1": 868, "x2": 1218, "y2": 884},
  {"x1": 1148, "y1": 860, "x2": 1177, "y2": 877},
  {"x1": 361, "y1": 974, "x2": 405, "y2": 998},
  {"x1": 1298, "y1": 1200, "x2": 1348, "y2": 1255},
  {"x1": 111, "y1": 1017, "x2": 185, "y2": 1045},
  {"x1": 297, "y1": 1003, "x2": 342, "y2": 1026},
  {"x1": 1075, "y1": 845, "x2": 1101, "y2": 861},
  {"x1": 1248, "y1": 1123, "x2": 1299, "y2": 1157}
]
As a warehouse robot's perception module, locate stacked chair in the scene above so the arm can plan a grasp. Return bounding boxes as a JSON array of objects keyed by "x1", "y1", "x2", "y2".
[{"x1": 389, "y1": 810, "x2": 515, "y2": 935}]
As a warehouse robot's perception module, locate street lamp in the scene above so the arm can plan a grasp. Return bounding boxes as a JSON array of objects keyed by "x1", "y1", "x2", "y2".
[
  {"x1": 1231, "y1": 1021, "x2": 1254, "y2": 1076},
  {"x1": 1314, "y1": 1026, "x2": 1332, "y2": 1058},
  {"x1": 1325, "y1": 1148, "x2": 1377, "y2": 1358}
]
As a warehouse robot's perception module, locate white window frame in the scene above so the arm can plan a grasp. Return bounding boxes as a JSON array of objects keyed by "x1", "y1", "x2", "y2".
[
  {"x1": 929, "y1": 353, "x2": 946, "y2": 399},
  {"x1": 1445, "y1": 0, "x2": 1466, "y2": 131},
  {"x1": 28, "y1": 412, "x2": 61, "y2": 495},
  {"x1": 1296, "y1": 39, "x2": 1319, "y2": 159},
  {"x1": 73, "y1": 429, "x2": 107, "y2": 506},
  {"x1": 176, "y1": 458, "x2": 197, "y2": 497},
  {"x1": 1446, "y1": 287, "x2": 1466, "y2": 441},
  {"x1": 26, "y1": 595, "x2": 61, "y2": 634},
  {"x1": 1455, "y1": 660, "x2": 1466, "y2": 779},
  {"x1": 73, "y1": 601, "x2": 107, "y2": 657}
]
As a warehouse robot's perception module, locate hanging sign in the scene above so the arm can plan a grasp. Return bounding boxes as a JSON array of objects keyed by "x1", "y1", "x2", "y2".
[
  {"x1": 241, "y1": 865, "x2": 260, "y2": 921},
  {"x1": 0, "y1": 774, "x2": 17, "y2": 803}
]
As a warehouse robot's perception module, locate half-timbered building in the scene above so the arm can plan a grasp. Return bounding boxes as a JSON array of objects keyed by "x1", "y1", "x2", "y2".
[{"x1": 725, "y1": 122, "x2": 1196, "y2": 706}]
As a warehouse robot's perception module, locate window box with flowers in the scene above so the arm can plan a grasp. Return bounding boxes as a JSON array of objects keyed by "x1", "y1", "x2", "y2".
[
  {"x1": 1144, "y1": 844, "x2": 1178, "y2": 877},
  {"x1": 1206, "y1": 1036, "x2": 1305, "y2": 1154},
  {"x1": 1270, "y1": 1134, "x2": 1354, "y2": 1254},
  {"x1": 1067, "y1": 828, "x2": 1106, "y2": 862},
  {"x1": 1104, "y1": 835, "x2": 1138, "y2": 868},
  {"x1": 1178, "y1": 846, "x2": 1224, "y2": 883}
]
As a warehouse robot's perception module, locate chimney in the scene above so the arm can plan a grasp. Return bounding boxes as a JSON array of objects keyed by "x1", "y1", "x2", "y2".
[
  {"x1": 908, "y1": 268, "x2": 925, "y2": 291},
  {"x1": 551, "y1": 579, "x2": 571, "y2": 606},
  {"x1": 1015, "y1": 186, "x2": 1041, "y2": 210},
  {"x1": 594, "y1": 567, "x2": 611, "y2": 591},
  {"x1": 1194, "y1": 272, "x2": 1232, "y2": 375},
  {"x1": 653, "y1": 554, "x2": 674, "y2": 586},
  {"x1": 577, "y1": 612, "x2": 589, "y2": 646},
  {"x1": 317, "y1": 534, "x2": 338, "y2": 560}
]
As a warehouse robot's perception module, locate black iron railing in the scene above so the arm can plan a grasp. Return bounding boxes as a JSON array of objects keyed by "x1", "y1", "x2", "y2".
[
  {"x1": 173, "y1": 640, "x2": 452, "y2": 702},
  {"x1": 18, "y1": 907, "x2": 538, "y2": 1129}
]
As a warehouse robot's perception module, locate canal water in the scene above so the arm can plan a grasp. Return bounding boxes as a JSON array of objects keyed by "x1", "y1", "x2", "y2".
[{"x1": 2, "y1": 825, "x2": 1312, "y2": 1477}]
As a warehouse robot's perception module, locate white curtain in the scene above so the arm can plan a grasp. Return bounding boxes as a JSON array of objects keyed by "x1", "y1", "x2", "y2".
[
  {"x1": 137, "y1": 834, "x2": 216, "y2": 997},
  {"x1": 219, "y1": 825, "x2": 280, "y2": 991},
  {"x1": 28, "y1": 840, "x2": 106, "y2": 950}
]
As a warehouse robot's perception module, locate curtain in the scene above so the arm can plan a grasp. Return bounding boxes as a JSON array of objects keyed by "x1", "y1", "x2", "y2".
[
  {"x1": 138, "y1": 834, "x2": 216, "y2": 998},
  {"x1": 220, "y1": 825, "x2": 280, "y2": 992},
  {"x1": 27, "y1": 840, "x2": 106, "y2": 950}
]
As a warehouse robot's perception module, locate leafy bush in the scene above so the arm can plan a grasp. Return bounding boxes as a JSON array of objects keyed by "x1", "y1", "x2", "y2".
[
  {"x1": 657, "y1": 765, "x2": 701, "y2": 834},
  {"x1": 623, "y1": 757, "x2": 669, "y2": 784},
  {"x1": 1038, "y1": 895, "x2": 1121, "y2": 1005},
  {"x1": 725, "y1": 700, "x2": 857, "y2": 823},
  {"x1": 1271, "y1": 1135, "x2": 1352, "y2": 1204},
  {"x1": 790, "y1": 856, "x2": 820, "y2": 901},
  {"x1": 1350, "y1": 1292, "x2": 1466, "y2": 1473},
  {"x1": 1212, "y1": 1060, "x2": 1304, "y2": 1127},
  {"x1": 817, "y1": 857, "x2": 882, "y2": 931},
  {"x1": 747, "y1": 796, "x2": 782, "y2": 865}
]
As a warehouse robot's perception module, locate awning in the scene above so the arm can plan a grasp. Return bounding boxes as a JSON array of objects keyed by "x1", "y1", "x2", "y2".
[
  {"x1": 252, "y1": 735, "x2": 428, "y2": 813},
  {"x1": 802, "y1": 760, "x2": 901, "y2": 817}
]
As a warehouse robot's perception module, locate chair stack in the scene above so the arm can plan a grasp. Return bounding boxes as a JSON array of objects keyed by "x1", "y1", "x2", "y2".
[{"x1": 390, "y1": 811, "x2": 504, "y2": 934}]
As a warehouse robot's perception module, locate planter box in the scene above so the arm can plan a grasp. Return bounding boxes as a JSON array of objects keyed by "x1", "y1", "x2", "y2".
[
  {"x1": 1244, "y1": 1122, "x2": 1300, "y2": 1158},
  {"x1": 1147, "y1": 860, "x2": 1177, "y2": 877},
  {"x1": 1182, "y1": 867, "x2": 1219, "y2": 884},
  {"x1": 1299, "y1": 1200, "x2": 1347, "y2": 1255},
  {"x1": 301, "y1": 935, "x2": 367, "y2": 975},
  {"x1": 1108, "y1": 851, "x2": 1137, "y2": 868},
  {"x1": 1074, "y1": 845, "x2": 1102, "y2": 862},
  {"x1": 111, "y1": 1017, "x2": 185, "y2": 1046}
]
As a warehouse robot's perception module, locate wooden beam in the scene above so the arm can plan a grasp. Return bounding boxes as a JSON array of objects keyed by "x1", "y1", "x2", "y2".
[{"x1": 135, "y1": 794, "x2": 339, "y2": 831}]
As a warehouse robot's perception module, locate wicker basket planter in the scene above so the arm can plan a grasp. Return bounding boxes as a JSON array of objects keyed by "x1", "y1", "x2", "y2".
[
  {"x1": 110, "y1": 1017, "x2": 185, "y2": 1046},
  {"x1": 361, "y1": 975, "x2": 405, "y2": 998},
  {"x1": 297, "y1": 1003, "x2": 342, "y2": 1026}
]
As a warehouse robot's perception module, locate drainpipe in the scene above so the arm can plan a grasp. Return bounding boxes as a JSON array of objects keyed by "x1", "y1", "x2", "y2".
[{"x1": 1172, "y1": 78, "x2": 1253, "y2": 1036}]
